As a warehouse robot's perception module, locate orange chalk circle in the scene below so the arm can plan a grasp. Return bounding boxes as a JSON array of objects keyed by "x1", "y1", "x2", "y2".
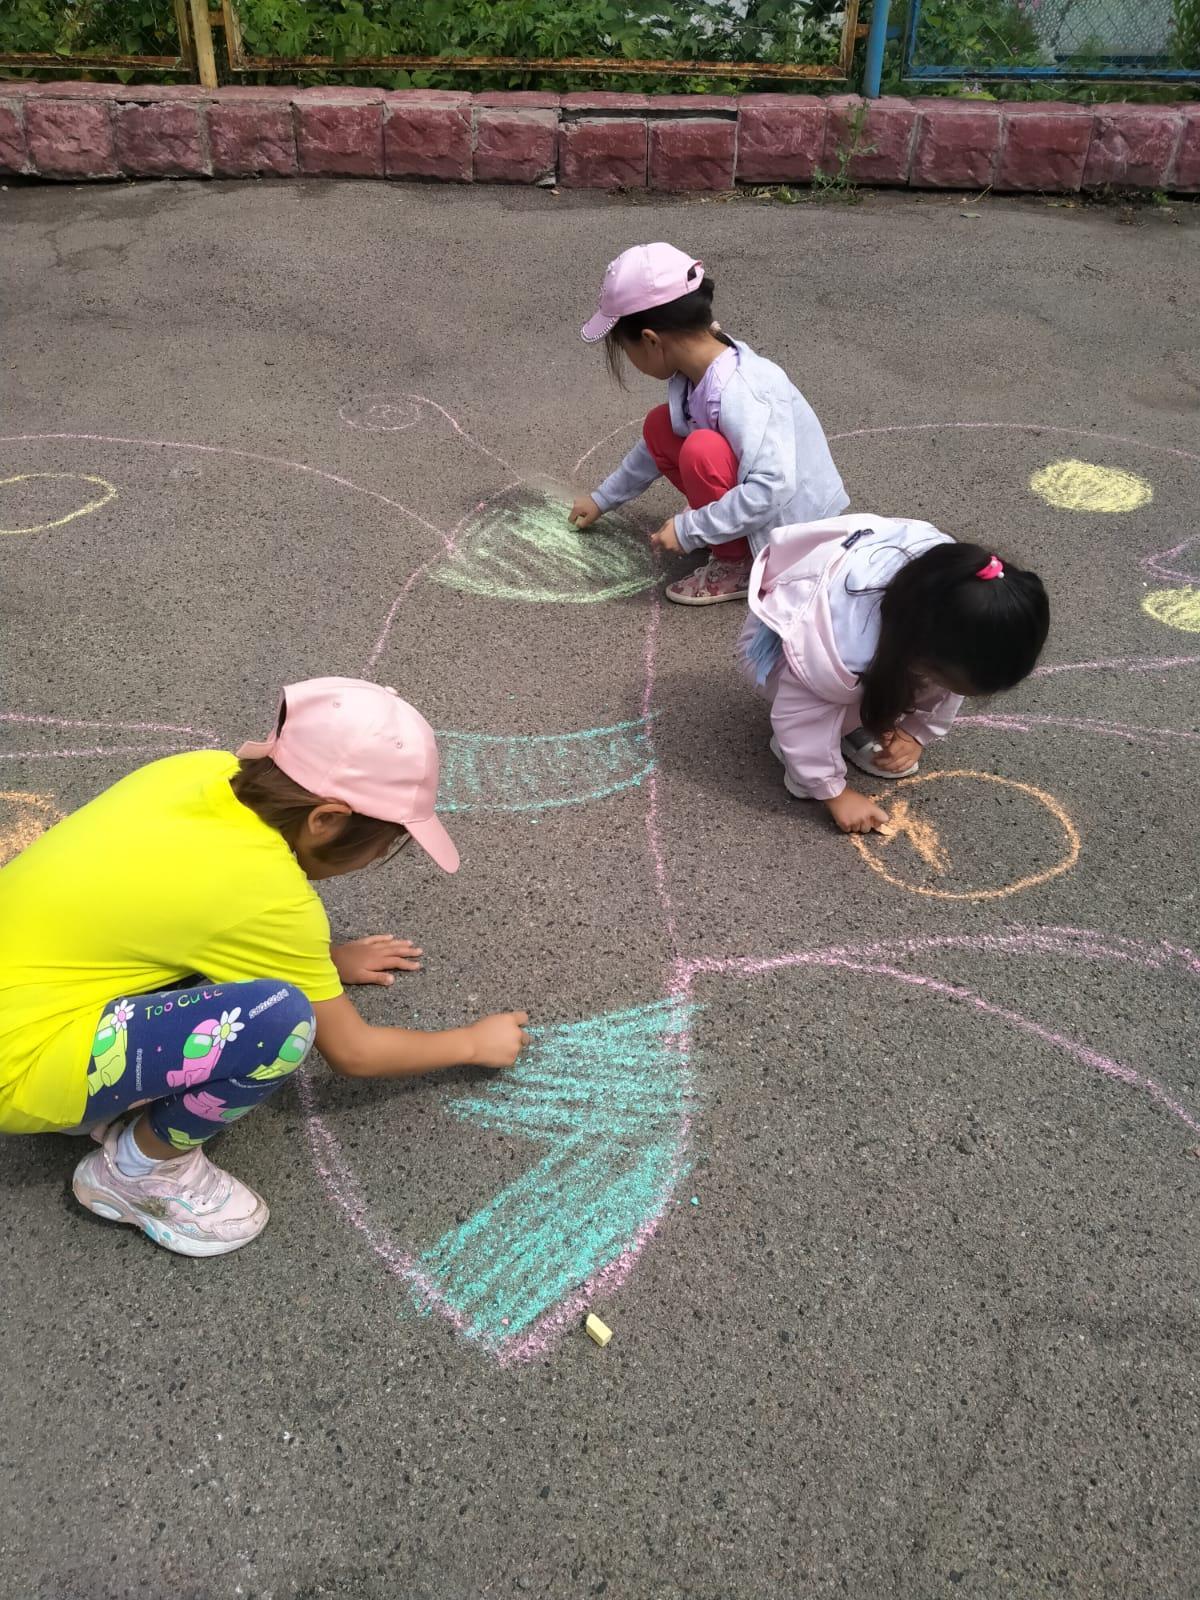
[
  {"x1": 0, "y1": 472, "x2": 117, "y2": 535},
  {"x1": 1028, "y1": 459, "x2": 1152, "y2": 514},
  {"x1": 1142, "y1": 587, "x2": 1200, "y2": 634},
  {"x1": 851, "y1": 770, "x2": 1081, "y2": 903},
  {"x1": 0, "y1": 791, "x2": 61, "y2": 866}
]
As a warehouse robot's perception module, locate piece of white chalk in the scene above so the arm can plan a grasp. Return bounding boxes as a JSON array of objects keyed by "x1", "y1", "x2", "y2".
[{"x1": 585, "y1": 1313, "x2": 613, "y2": 1347}]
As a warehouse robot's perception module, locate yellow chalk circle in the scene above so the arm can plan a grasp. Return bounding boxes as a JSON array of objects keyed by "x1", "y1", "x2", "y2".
[
  {"x1": 1142, "y1": 586, "x2": 1200, "y2": 634},
  {"x1": 1029, "y1": 460, "x2": 1152, "y2": 514},
  {"x1": 852, "y1": 770, "x2": 1080, "y2": 903},
  {"x1": 0, "y1": 472, "x2": 118, "y2": 535},
  {"x1": 0, "y1": 791, "x2": 62, "y2": 866},
  {"x1": 585, "y1": 1313, "x2": 613, "y2": 1347}
]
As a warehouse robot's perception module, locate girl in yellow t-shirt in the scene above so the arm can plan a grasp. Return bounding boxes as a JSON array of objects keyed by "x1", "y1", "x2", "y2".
[{"x1": 0, "y1": 677, "x2": 528, "y2": 1258}]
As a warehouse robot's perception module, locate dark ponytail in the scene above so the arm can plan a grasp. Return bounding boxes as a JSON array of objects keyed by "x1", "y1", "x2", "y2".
[
  {"x1": 604, "y1": 273, "x2": 721, "y2": 384},
  {"x1": 858, "y1": 543, "x2": 1049, "y2": 735}
]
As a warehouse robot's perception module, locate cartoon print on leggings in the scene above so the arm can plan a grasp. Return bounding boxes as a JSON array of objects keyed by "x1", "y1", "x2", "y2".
[
  {"x1": 165, "y1": 1009, "x2": 244, "y2": 1090},
  {"x1": 87, "y1": 999, "x2": 134, "y2": 1093},
  {"x1": 247, "y1": 1017, "x2": 313, "y2": 1082}
]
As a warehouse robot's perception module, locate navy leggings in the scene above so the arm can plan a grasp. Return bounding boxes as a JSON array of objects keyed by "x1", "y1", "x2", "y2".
[{"x1": 82, "y1": 979, "x2": 316, "y2": 1153}]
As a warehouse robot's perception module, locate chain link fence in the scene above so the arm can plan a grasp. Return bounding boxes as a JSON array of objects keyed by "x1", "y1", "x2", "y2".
[{"x1": 903, "y1": 0, "x2": 1200, "y2": 79}]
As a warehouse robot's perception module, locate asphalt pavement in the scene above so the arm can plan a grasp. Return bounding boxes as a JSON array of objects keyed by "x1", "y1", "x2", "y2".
[{"x1": 1, "y1": 176, "x2": 1198, "y2": 1599}]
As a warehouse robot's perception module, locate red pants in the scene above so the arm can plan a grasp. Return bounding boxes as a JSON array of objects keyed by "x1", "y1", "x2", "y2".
[{"x1": 642, "y1": 404, "x2": 751, "y2": 565}]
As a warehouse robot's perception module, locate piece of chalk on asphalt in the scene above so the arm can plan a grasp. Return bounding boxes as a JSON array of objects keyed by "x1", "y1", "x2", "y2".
[{"x1": 585, "y1": 1314, "x2": 612, "y2": 1347}]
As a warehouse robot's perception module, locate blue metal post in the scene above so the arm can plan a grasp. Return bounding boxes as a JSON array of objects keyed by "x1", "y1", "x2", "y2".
[{"x1": 862, "y1": 0, "x2": 892, "y2": 97}]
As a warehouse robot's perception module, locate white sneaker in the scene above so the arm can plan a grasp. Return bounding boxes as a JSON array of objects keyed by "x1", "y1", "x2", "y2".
[
  {"x1": 72, "y1": 1127, "x2": 268, "y2": 1257},
  {"x1": 769, "y1": 735, "x2": 812, "y2": 799},
  {"x1": 841, "y1": 727, "x2": 920, "y2": 779}
]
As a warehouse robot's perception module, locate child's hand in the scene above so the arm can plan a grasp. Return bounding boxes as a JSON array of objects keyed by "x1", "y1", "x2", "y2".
[
  {"x1": 467, "y1": 1011, "x2": 530, "y2": 1069},
  {"x1": 651, "y1": 516, "x2": 683, "y2": 555},
  {"x1": 332, "y1": 934, "x2": 423, "y2": 986},
  {"x1": 825, "y1": 789, "x2": 889, "y2": 835},
  {"x1": 874, "y1": 729, "x2": 923, "y2": 773},
  {"x1": 569, "y1": 495, "x2": 602, "y2": 530}
]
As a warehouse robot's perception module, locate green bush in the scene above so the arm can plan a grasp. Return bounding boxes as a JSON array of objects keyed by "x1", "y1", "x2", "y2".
[
  {"x1": 907, "y1": 0, "x2": 1044, "y2": 71},
  {"x1": 1174, "y1": 0, "x2": 1200, "y2": 67},
  {"x1": 233, "y1": 0, "x2": 845, "y2": 70},
  {"x1": 0, "y1": 0, "x2": 181, "y2": 59}
]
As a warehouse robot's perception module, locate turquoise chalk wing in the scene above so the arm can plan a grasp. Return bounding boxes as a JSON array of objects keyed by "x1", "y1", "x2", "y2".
[
  {"x1": 435, "y1": 717, "x2": 654, "y2": 814},
  {"x1": 415, "y1": 999, "x2": 697, "y2": 1352},
  {"x1": 430, "y1": 487, "x2": 655, "y2": 604}
]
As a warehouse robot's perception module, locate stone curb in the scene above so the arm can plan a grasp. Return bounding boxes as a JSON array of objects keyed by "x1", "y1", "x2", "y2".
[{"x1": 0, "y1": 84, "x2": 1196, "y2": 193}]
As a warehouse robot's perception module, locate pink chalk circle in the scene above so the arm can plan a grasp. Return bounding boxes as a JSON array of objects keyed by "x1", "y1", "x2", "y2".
[{"x1": 338, "y1": 396, "x2": 423, "y2": 433}]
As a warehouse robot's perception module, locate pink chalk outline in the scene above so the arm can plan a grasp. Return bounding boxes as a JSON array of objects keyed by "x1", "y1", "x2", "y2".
[
  {"x1": 0, "y1": 711, "x2": 221, "y2": 762},
  {"x1": 0, "y1": 432, "x2": 447, "y2": 544},
  {"x1": 340, "y1": 393, "x2": 516, "y2": 478}
]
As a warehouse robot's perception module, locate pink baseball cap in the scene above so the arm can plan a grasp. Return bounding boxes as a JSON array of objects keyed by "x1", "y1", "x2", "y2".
[
  {"x1": 580, "y1": 242, "x2": 705, "y2": 344},
  {"x1": 237, "y1": 677, "x2": 459, "y2": 873}
]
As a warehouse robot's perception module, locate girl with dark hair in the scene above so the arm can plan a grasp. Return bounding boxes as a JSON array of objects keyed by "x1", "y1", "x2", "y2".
[
  {"x1": 570, "y1": 242, "x2": 848, "y2": 606},
  {"x1": 740, "y1": 517, "x2": 1050, "y2": 834},
  {"x1": 0, "y1": 678, "x2": 529, "y2": 1256}
]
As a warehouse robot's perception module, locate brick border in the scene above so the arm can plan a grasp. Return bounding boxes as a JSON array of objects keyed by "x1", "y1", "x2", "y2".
[{"x1": 0, "y1": 84, "x2": 1196, "y2": 194}]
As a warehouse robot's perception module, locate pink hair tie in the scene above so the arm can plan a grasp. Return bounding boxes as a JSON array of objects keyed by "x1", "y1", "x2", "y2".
[{"x1": 976, "y1": 555, "x2": 1004, "y2": 580}]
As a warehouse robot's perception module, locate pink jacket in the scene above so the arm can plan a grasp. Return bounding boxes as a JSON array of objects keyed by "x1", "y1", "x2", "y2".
[{"x1": 742, "y1": 515, "x2": 963, "y2": 801}]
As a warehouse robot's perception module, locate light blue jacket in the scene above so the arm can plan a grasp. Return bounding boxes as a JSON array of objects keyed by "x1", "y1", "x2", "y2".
[{"x1": 591, "y1": 341, "x2": 848, "y2": 556}]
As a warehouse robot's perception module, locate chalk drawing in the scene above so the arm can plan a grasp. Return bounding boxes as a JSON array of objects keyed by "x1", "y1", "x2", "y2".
[
  {"x1": 0, "y1": 432, "x2": 447, "y2": 544},
  {"x1": 851, "y1": 771, "x2": 1081, "y2": 902},
  {"x1": 678, "y1": 927, "x2": 1200, "y2": 1138},
  {"x1": 1142, "y1": 587, "x2": 1200, "y2": 634},
  {"x1": 363, "y1": 479, "x2": 521, "y2": 675},
  {"x1": 431, "y1": 488, "x2": 655, "y2": 604},
  {"x1": 436, "y1": 718, "x2": 654, "y2": 814},
  {"x1": 11, "y1": 410, "x2": 1196, "y2": 1364},
  {"x1": 0, "y1": 711, "x2": 220, "y2": 762},
  {"x1": 338, "y1": 397, "x2": 423, "y2": 433},
  {"x1": 0, "y1": 791, "x2": 62, "y2": 865},
  {"x1": 303, "y1": 922, "x2": 1200, "y2": 1365},
  {"x1": 0, "y1": 472, "x2": 117, "y2": 535},
  {"x1": 339, "y1": 393, "x2": 515, "y2": 476},
  {"x1": 877, "y1": 798, "x2": 950, "y2": 871},
  {"x1": 1029, "y1": 459, "x2": 1152, "y2": 514},
  {"x1": 958, "y1": 710, "x2": 1200, "y2": 750},
  {"x1": 298, "y1": 997, "x2": 695, "y2": 1364},
  {"x1": 1035, "y1": 652, "x2": 1200, "y2": 677},
  {"x1": 415, "y1": 999, "x2": 695, "y2": 1353}
]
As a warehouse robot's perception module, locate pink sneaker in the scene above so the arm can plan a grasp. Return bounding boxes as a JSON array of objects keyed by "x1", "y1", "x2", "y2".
[
  {"x1": 72, "y1": 1127, "x2": 268, "y2": 1257},
  {"x1": 666, "y1": 556, "x2": 752, "y2": 606}
]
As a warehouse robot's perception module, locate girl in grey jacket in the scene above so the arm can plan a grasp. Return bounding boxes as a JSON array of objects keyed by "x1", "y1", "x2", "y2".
[{"x1": 571, "y1": 241, "x2": 848, "y2": 607}]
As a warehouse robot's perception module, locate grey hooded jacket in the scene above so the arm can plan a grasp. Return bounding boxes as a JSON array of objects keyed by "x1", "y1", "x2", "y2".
[{"x1": 591, "y1": 341, "x2": 848, "y2": 555}]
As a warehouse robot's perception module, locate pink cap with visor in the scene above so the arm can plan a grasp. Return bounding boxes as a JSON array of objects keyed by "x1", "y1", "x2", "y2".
[
  {"x1": 580, "y1": 242, "x2": 705, "y2": 344},
  {"x1": 237, "y1": 677, "x2": 459, "y2": 873}
]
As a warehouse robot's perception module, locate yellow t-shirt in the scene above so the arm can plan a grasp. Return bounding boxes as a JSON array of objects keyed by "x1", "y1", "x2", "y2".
[{"x1": 0, "y1": 751, "x2": 343, "y2": 1134}]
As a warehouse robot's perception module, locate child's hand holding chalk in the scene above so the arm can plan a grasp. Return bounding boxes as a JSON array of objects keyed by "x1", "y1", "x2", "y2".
[
  {"x1": 569, "y1": 495, "x2": 601, "y2": 530},
  {"x1": 650, "y1": 516, "x2": 683, "y2": 556},
  {"x1": 468, "y1": 1011, "x2": 531, "y2": 1069}
]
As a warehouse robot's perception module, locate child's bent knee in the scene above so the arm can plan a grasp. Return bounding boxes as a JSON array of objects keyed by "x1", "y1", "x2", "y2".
[
  {"x1": 679, "y1": 428, "x2": 732, "y2": 468},
  {"x1": 642, "y1": 404, "x2": 673, "y2": 447}
]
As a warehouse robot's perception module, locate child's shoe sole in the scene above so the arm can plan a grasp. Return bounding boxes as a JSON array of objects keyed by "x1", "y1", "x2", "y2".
[{"x1": 72, "y1": 1152, "x2": 268, "y2": 1258}]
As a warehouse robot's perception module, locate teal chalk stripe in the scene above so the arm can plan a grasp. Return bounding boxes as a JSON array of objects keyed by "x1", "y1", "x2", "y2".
[
  {"x1": 435, "y1": 718, "x2": 656, "y2": 815},
  {"x1": 417, "y1": 1000, "x2": 697, "y2": 1346}
]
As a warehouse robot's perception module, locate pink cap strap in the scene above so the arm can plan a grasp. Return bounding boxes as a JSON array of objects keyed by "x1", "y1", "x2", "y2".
[{"x1": 976, "y1": 555, "x2": 1004, "y2": 580}]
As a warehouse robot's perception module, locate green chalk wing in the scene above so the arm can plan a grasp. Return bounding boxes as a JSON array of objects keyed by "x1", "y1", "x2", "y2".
[{"x1": 431, "y1": 488, "x2": 655, "y2": 605}]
